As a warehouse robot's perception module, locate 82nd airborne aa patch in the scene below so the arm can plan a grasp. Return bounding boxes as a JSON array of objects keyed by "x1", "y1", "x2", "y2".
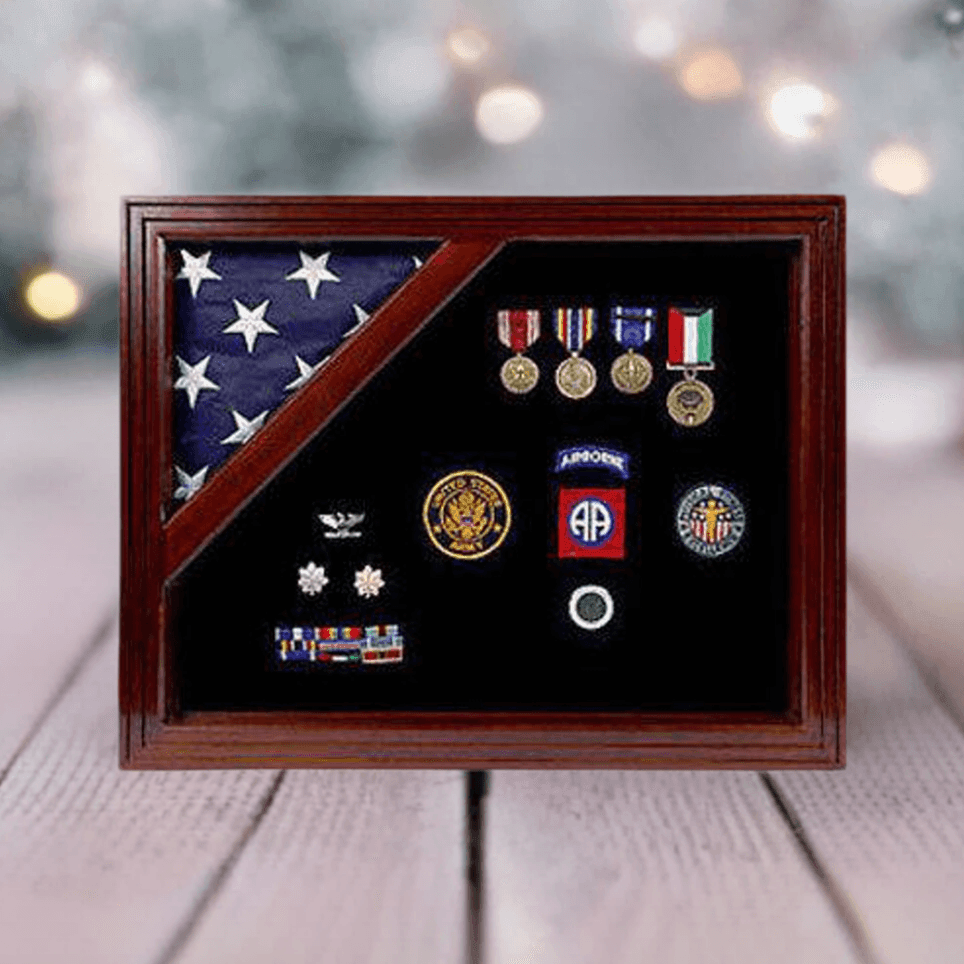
[{"x1": 558, "y1": 488, "x2": 625, "y2": 559}]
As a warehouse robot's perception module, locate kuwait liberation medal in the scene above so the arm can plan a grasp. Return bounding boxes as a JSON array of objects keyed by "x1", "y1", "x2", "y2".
[
  {"x1": 610, "y1": 305, "x2": 655, "y2": 394},
  {"x1": 497, "y1": 309, "x2": 540, "y2": 394},
  {"x1": 665, "y1": 306, "x2": 715, "y2": 427},
  {"x1": 554, "y1": 307, "x2": 597, "y2": 399}
]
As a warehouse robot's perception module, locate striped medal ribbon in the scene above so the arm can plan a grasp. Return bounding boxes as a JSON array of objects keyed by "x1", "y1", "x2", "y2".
[
  {"x1": 610, "y1": 305, "x2": 655, "y2": 394},
  {"x1": 275, "y1": 625, "x2": 404, "y2": 665},
  {"x1": 554, "y1": 307, "x2": 597, "y2": 399},
  {"x1": 497, "y1": 309, "x2": 541, "y2": 394},
  {"x1": 665, "y1": 307, "x2": 715, "y2": 427}
]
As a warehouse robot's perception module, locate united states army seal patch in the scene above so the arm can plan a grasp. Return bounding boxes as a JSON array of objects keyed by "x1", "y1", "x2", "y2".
[
  {"x1": 676, "y1": 484, "x2": 745, "y2": 557},
  {"x1": 423, "y1": 469, "x2": 512, "y2": 560}
]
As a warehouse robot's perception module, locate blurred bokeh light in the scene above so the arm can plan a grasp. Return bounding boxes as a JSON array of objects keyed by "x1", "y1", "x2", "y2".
[
  {"x1": 475, "y1": 84, "x2": 544, "y2": 145},
  {"x1": 24, "y1": 271, "x2": 81, "y2": 323},
  {"x1": 632, "y1": 17, "x2": 678, "y2": 61},
  {"x1": 447, "y1": 26, "x2": 490, "y2": 66},
  {"x1": 677, "y1": 49, "x2": 743, "y2": 101},
  {"x1": 766, "y1": 82, "x2": 834, "y2": 141},
  {"x1": 871, "y1": 142, "x2": 932, "y2": 196}
]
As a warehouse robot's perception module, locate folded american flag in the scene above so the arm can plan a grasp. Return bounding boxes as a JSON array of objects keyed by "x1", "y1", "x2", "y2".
[{"x1": 171, "y1": 242, "x2": 436, "y2": 502}]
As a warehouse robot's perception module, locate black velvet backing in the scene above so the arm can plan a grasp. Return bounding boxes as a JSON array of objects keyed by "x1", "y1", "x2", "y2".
[{"x1": 173, "y1": 241, "x2": 793, "y2": 713}]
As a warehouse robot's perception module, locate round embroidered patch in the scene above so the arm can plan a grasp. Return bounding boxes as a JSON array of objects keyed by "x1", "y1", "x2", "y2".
[
  {"x1": 423, "y1": 469, "x2": 512, "y2": 560},
  {"x1": 568, "y1": 585, "x2": 614, "y2": 630},
  {"x1": 676, "y1": 484, "x2": 745, "y2": 557}
]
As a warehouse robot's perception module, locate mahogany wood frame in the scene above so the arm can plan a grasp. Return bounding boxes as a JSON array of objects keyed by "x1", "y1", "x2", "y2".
[{"x1": 120, "y1": 196, "x2": 845, "y2": 769}]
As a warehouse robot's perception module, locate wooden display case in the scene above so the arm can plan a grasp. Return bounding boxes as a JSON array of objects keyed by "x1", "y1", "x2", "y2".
[{"x1": 120, "y1": 195, "x2": 845, "y2": 769}]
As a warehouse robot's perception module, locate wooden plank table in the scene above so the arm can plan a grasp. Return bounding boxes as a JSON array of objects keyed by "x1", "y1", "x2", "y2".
[{"x1": 2, "y1": 359, "x2": 963, "y2": 963}]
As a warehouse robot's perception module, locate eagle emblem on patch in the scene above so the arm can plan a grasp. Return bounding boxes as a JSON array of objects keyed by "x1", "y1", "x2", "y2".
[
  {"x1": 422, "y1": 470, "x2": 511, "y2": 560},
  {"x1": 318, "y1": 511, "x2": 365, "y2": 538},
  {"x1": 676, "y1": 484, "x2": 745, "y2": 557}
]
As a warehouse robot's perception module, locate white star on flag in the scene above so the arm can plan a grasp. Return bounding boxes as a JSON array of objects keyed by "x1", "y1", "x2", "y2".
[
  {"x1": 174, "y1": 355, "x2": 220, "y2": 409},
  {"x1": 284, "y1": 354, "x2": 326, "y2": 391},
  {"x1": 221, "y1": 408, "x2": 269, "y2": 446},
  {"x1": 173, "y1": 464, "x2": 209, "y2": 500},
  {"x1": 343, "y1": 303, "x2": 370, "y2": 337},
  {"x1": 413, "y1": 255, "x2": 423, "y2": 269},
  {"x1": 285, "y1": 251, "x2": 340, "y2": 299},
  {"x1": 223, "y1": 299, "x2": 278, "y2": 353},
  {"x1": 178, "y1": 250, "x2": 221, "y2": 298}
]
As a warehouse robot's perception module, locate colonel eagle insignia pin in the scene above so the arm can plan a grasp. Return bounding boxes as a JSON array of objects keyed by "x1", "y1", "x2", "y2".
[{"x1": 318, "y1": 512, "x2": 365, "y2": 539}]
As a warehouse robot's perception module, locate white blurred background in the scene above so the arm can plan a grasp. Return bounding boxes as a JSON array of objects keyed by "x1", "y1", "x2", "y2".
[
  {"x1": 2, "y1": 1, "x2": 964, "y2": 441},
  {"x1": 1, "y1": 0, "x2": 964, "y2": 697},
  {"x1": 2, "y1": 0, "x2": 964, "y2": 375}
]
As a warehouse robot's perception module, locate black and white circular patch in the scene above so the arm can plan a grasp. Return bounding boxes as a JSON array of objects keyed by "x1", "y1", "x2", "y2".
[{"x1": 568, "y1": 584, "x2": 614, "y2": 630}]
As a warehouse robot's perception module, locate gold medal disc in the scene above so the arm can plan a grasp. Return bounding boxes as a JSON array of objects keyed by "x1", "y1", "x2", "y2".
[
  {"x1": 666, "y1": 378, "x2": 714, "y2": 427},
  {"x1": 500, "y1": 355, "x2": 539, "y2": 394},
  {"x1": 610, "y1": 351, "x2": 653, "y2": 394},
  {"x1": 555, "y1": 355, "x2": 597, "y2": 399}
]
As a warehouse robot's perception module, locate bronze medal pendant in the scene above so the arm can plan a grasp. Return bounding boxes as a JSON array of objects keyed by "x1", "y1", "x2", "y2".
[
  {"x1": 611, "y1": 351, "x2": 653, "y2": 394},
  {"x1": 666, "y1": 373, "x2": 714, "y2": 426},
  {"x1": 555, "y1": 353, "x2": 597, "y2": 399},
  {"x1": 500, "y1": 354, "x2": 540, "y2": 393},
  {"x1": 496, "y1": 309, "x2": 540, "y2": 394},
  {"x1": 554, "y1": 307, "x2": 597, "y2": 399},
  {"x1": 665, "y1": 306, "x2": 715, "y2": 428},
  {"x1": 610, "y1": 306, "x2": 655, "y2": 394}
]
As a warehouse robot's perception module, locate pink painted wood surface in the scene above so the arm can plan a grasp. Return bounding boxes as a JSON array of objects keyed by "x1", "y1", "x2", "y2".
[
  {"x1": 0, "y1": 634, "x2": 278, "y2": 964},
  {"x1": 0, "y1": 358, "x2": 118, "y2": 767},
  {"x1": 174, "y1": 771, "x2": 464, "y2": 964},
  {"x1": 772, "y1": 586, "x2": 964, "y2": 964},
  {"x1": 486, "y1": 776, "x2": 858, "y2": 963}
]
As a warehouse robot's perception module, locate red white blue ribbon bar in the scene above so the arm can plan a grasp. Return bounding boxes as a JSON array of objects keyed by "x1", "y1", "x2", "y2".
[
  {"x1": 275, "y1": 625, "x2": 404, "y2": 664},
  {"x1": 555, "y1": 307, "x2": 596, "y2": 352}
]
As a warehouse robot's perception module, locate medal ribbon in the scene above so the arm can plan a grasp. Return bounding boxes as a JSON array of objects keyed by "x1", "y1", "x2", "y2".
[
  {"x1": 611, "y1": 306, "x2": 655, "y2": 349},
  {"x1": 497, "y1": 309, "x2": 540, "y2": 353},
  {"x1": 555, "y1": 307, "x2": 596, "y2": 352},
  {"x1": 667, "y1": 307, "x2": 713, "y2": 368}
]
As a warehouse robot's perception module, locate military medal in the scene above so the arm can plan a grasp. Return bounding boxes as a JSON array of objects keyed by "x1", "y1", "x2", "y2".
[
  {"x1": 497, "y1": 309, "x2": 540, "y2": 393},
  {"x1": 665, "y1": 307, "x2": 715, "y2": 427},
  {"x1": 423, "y1": 469, "x2": 512, "y2": 560},
  {"x1": 676, "y1": 484, "x2": 745, "y2": 557},
  {"x1": 554, "y1": 307, "x2": 597, "y2": 399},
  {"x1": 610, "y1": 305, "x2": 655, "y2": 394}
]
